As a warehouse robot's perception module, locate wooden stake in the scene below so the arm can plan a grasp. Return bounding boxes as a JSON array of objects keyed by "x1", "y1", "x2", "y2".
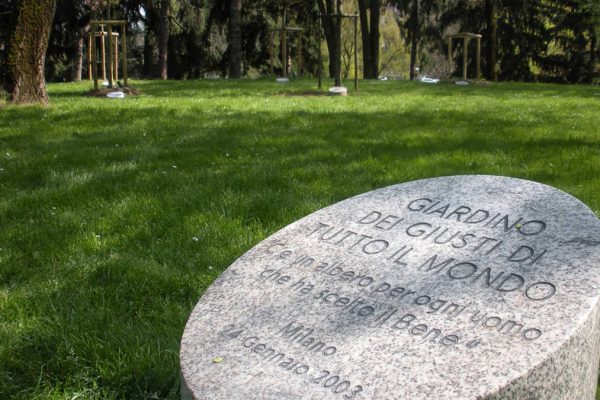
[
  {"x1": 463, "y1": 36, "x2": 468, "y2": 80},
  {"x1": 282, "y1": 8, "x2": 288, "y2": 77},
  {"x1": 297, "y1": 34, "x2": 302, "y2": 76},
  {"x1": 114, "y1": 34, "x2": 118, "y2": 81},
  {"x1": 87, "y1": 33, "x2": 92, "y2": 80},
  {"x1": 107, "y1": 25, "x2": 113, "y2": 88},
  {"x1": 100, "y1": 28, "x2": 106, "y2": 80},
  {"x1": 354, "y1": 16, "x2": 358, "y2": 90},
  {"x1": 335, "y1": 13, "x2": 342, "y2": 86},
  {"x1": 91, "y1": 25, "x2": 98, "y2": 90},
  {"x1": 269, "y1": 32, "x2": 274, "y2": 75},
  {"x1": 282, "y1": 29, "x2": 287, "y2": 77},
  {"x1": 122, "y1": 25, "x2": 128, "y2": 86},
  {"x1": 476, "y1": 37, "x2": 481, "y2": 80}
]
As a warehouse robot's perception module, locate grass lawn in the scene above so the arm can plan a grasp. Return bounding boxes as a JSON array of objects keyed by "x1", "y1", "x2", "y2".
[{"x1": 1, "y1": 78, "x2": 600, "y2": 399}]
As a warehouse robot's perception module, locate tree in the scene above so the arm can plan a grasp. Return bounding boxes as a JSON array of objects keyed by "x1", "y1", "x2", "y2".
[
  {"x1": 394, "y1": 0, "x2": 440, "y2": 81},
  {"x1": 229, "y1": 0, "x2": 242, "y2": 77},
  {"x1": 157, "y1": 0, "x2": 171, "y2": 79},
  {"x1": 316, "y1": 0, "x2": 341, "y2": 80},
  {"x1": 46, "y1": 0, "x2": 100, "y2": 82},
  {"x1": 484, "y1": 0, "x2": 498, "y2": 80},
  {"x1": 441, "y1": 0, "x2": 549, "y2": 82},
  {"x1": 542, "y1": 0, "x2": 600, "y2": 82},
  {"x1": 406, "y1": 0, "x2": 419, "y2": 80},
  {"x1": 0, "y1": 0, "x2": 18, "y2": 88},
  {"x1": 357, "y1": 0, "x2": 381, "y2": 79},
  {"x1": 445, "y1": 0, "x2": 499, "y2": 80},
  {"x1": 378, "y1": 6, "x2": 409, "y2": 78},
  {"x1": 5, "y1": 0, "x2": 56, "y2": 104}
]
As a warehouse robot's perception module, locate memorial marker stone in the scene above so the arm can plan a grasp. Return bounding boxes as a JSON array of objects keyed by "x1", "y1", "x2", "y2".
[{"x1": 180, "y1": 175, "x2": 600, "y2": 399}]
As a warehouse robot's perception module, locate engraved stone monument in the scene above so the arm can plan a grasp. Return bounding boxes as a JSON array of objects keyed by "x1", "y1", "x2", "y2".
[{"x1": 180, "y1": 175, "x2": 600, "y2": 399}]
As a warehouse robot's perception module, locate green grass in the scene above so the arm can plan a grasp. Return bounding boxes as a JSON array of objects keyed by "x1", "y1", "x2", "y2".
[{"x1": 1, "y1": 78, "x2": 600, "y2": 399}]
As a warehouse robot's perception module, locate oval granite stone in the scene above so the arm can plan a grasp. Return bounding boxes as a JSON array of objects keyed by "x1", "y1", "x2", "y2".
[{"x1": 180, "y1": 175, "x2": 600, "y2": 400}]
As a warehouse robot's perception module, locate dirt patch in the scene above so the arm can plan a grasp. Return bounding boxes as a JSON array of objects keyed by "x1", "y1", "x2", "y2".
[{"x1": 87, "y1": 86, "x2": 141, "y2": 97}]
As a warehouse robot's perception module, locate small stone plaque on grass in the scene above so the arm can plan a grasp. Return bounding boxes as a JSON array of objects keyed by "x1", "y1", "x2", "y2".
[{"x1": 180, "y1": 175, "x2": 600, "y2": 399}]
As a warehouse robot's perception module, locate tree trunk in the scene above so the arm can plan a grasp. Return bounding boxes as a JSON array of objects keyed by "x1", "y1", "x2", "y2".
[
  {"x1": 334, "y1": 13, "x2": 342, "y2": 86},
  {"x1": 409, "y1": 34, "x2": 418, "y2": 81},
  {"x1": 143, "y1": 30, "x2": 155, "y2": 77},
  {"x1": 368, "y1": 0, "x2": 380, "y2": 79},
  {"x1": 358, "y1": 0, "x2": 372, "y2": 78},
  {"x1": 408, "y1": 0, "x2": 419, "y2": 81},
  {"x1": 72, "y1": 34, "x2": 84, "y2": 82},
  {"x1": 6, "y1": 0, "x2": 56, "y2": 105},
  {"x1": 333, "y1": 0, "x2": 342, "y2": 86},
  {"x1": 317, "y1": 0, "x2": 338, "y2": 78},
  {"x1": 157, "y1": 0, "x2": 170, "y2": 79},
  {"x1": 229, "y1": 0, "x2": 242, "y2": 78},
  {"x1": 358, "y1": 0, "x2": 381, "y2": 79},
  {"x1": 485, "y1": 0, "x2": 498, "y2": 81}
]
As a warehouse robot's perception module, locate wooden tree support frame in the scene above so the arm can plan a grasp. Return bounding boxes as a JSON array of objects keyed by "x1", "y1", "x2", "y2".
[
  {"x1": 87, "y1": 28, "x2": 119, "y2": 82},
  {"x1": 268, "y1": 9, "x2": 305, "y2": 78},
  {"x1": 88, "y1": 20, "x2": 128, "y2": 90},
  {"x1": 317, "y1": 13, "x2": 359, "y2": 91},
  {"x1": 445, "y1": 32, "x2": 482, "y2": 81}
]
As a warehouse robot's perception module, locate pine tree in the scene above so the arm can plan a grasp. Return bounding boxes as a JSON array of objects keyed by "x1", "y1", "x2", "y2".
[
  {"x1": 542, "y1": 0, "x2": 600, "y2": 82},
  {"x1": 440, "y1": 0, "x2": 549, "y2": 81},
  {"x1": 394, "y1": 0, "x2": 441, "y2": 80}
]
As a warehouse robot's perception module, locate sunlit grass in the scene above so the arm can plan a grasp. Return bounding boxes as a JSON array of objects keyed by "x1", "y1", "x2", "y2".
[{"x1": 1, "y1": 78, "x2": 600, "y2": 399}]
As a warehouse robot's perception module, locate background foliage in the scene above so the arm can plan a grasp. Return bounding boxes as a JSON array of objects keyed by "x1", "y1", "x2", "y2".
[{"x1": 1, "y1": 0, "x2": 598, "y2": 84}]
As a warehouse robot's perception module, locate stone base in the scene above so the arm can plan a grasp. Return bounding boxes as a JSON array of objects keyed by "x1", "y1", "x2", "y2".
[
  {"x1": 180, "y1": 175, "x2": 600, "y2": 400},
  {"x1": 328, "y1": 86, "x2": 348, "y2": 96}
]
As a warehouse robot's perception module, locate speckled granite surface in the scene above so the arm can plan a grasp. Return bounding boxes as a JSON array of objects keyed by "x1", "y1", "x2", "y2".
[{"x1": 180, "y1": 176, "x2": 600, "y2": 400}]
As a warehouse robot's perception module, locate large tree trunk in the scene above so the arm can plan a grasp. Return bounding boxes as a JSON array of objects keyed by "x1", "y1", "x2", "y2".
[
  {"x1": 358, "y1": 0, "x2": 372, "y2": 78},
  {"x1": 157, "y1": 0, "x2": 170, "y2": 79},
  {"x1": 229, "y1": 0, "x2": 242, "y2": 78},
  {"x1": 6, "y1": 0, "x2": 56, "y2": 105},
  {"x1": 368, "y1": 0, "x2": 380, "y2": 79},
  {"x1": 316, "y1": 0, "x2": 338, "y2": 78},
  {"x1": 333, "y1": 0, "x2": 342, "y2": 86},
  {"x1": 358, "y1": 0, "x2": 381, "y2": 79},
  {"x1": 485, "y1": 0, "x2": 498, "y2": 81}
]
